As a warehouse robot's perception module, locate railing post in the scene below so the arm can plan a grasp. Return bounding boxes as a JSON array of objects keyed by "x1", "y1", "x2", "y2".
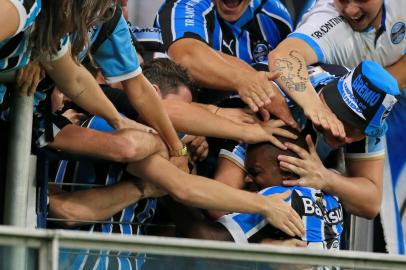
[{"x1": 2, "y1": 90, "x2": 33, "y2": 270}]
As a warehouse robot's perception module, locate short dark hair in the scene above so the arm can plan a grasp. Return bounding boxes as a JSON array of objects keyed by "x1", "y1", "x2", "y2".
[
  {"x1": 143, "y1": 59, "x2": 199, "y2": 100},
  {"x1": 246, "y1": 127, "x2": 309, "y2": 179}
]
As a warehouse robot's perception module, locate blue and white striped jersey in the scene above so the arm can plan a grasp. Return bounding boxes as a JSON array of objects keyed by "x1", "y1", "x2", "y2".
[
  {"x1": 218, "y1": 186, "x2": 343, "y2": 250},
  {"x1": 156, "y1": 0, "x2": 293, "y2": 65},
  {"x1": 0, "y1": 0, "x2": 41, "y2": 73},
  {"x1": 82, "y1": 15, "x2": 142, "y2": 84},
  {"x1": 51, "y1": 116, "x2": 156, "y2": 270}
]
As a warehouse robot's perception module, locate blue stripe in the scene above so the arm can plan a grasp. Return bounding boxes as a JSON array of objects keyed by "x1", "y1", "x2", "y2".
[
  {"x1": 238, "y1": 32, "x2": 251, "y2": 64},
  {"x1": 55, "y1": 160, "x2": 68, "y2": 184},
  {"x1": 212, "y1": 13, "x2": 221, "y2": 50},
  {"x1": 288, "y1": 33, "x2": 325, "y2": 63}
]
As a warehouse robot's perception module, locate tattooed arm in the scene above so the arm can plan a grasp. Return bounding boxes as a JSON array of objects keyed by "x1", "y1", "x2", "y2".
[{"x1": 268, "y1": 38, "x2": 345, "y2": 138}]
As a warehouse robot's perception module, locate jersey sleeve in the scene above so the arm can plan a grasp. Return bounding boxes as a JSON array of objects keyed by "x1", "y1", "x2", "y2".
[
  {"x1": 287, "y1": 0, "x2": 348, "y2": 63},
  {"x1": 9, "y1": 0, "x2": 41, "y2": 35},
  {"x1": 218, "y1": 142, "x2": 247, "y2": 172},
  {"x1": 93, "y1": 15, "x2": 141, "y2": 83},
  {"x1": 345, "y1": 135, "x2": 385, "y2": 160},
  {"x1": 157, "y1": 0, "x2": 213, "y2": 51}
]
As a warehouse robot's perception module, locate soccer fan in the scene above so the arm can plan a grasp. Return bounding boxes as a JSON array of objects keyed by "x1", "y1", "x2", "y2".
[
  {"x1": 267, "y1": 0, "x2": 406, "y2": 252},
  {"x1": 156, "y1": 0, "x2": 345, "y2": 138},
  {"x1": 212, "y1": 61, "x2": 399, "y2": 220}
]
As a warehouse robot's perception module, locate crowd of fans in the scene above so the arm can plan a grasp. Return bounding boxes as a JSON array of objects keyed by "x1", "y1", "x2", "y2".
[{"x1": 0, "y1": 0, "x2": 405, "y2": 268}]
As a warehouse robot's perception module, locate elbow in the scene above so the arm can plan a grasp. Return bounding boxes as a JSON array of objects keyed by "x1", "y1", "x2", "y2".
[{"x1": 362, "y1": 203, "x2": 380, "y2": 220}]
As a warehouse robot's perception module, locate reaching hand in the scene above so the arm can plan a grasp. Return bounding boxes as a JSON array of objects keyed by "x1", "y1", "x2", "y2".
[
  {"x1": 263, "y1": 190, "x2": 305, "y2": 237},
  {"x1": 261, "y1": 89, "x2": 297, "y2": 128},
  {"x1": 16, "y1": 61, "x2": 45, "y2": 96},
  {"x1": 236, "y1": 71, "x2": 279, "y2": 112},
  {"x1": 182, "y1": 135, "x2": 209, "y2": 162},
  {"x1": 245, "y1": 119, "x2": 298, "y2": 149},
  {"x1": 304, "y1": 105, "x2": 345, "y2": 140},
  {"x1": 278, "y1": 135, "x2": 330, "y2": 190}
]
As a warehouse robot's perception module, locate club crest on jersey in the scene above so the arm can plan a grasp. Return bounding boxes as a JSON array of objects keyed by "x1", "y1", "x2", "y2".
[
  {"x1": 252, "y1": 41, "x2": 269, "y2": 63},
  {"x1": 390, "y1": 22, "x2": 405, "y2": 44}
]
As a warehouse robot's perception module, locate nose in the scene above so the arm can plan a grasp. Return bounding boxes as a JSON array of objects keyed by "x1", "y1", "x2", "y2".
[
  {"x1": 244, "y1": 175, "x2": 254, "y2": 183},
  {"x1": 342, "y1": 3, "x2": 361, "y2": 17}
]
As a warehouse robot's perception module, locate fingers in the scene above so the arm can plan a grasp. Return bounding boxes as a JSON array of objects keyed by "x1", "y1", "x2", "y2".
[
  {"x1": 282, "y1": 179, "x2": 302, "y2": 186},
  {"x1": 278, "y1": 155, "x2": 303, "y2": 168},
  {"x1": 250, "y1": 92, "x2": 265, "y2": 108},
  {"x1": 28, "y1": 74, "x2": 40, "y2": 96},
  {"x1": 305, "y1": 135, "x2": 317, "y2": 155},
  {"x1": 269, "y1": 136, "x2": 288, "y2": 150},
  {"x1": 289, "y1": 208, "x2": 305, "y2": 236},
  {"x1": 259, "y1": 108, "x2": 270, "y2": 122},
  {"x1": 181, "y1": 135, "x2": 196, "y2": 144},
  {"x1": 273, "y1": 128, "x2": 298, "y2": 140},
  {"x1": 284, "y1": 142, "x2": 309, "y2": 159},
  {"x1": 279, "y1": 161, "x2": 304, "y2": 176},
  {"x1": 266, "y1": 70, "x2": 280, "y2": 81},
  {"x1": 244, "y1": 97, "x2": 259, "y2": 112}
]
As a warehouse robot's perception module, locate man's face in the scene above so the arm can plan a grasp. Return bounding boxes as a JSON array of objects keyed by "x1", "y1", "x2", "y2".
[
  {"x1": 245, "y1": 146, "x2": 296, "y2": 189},
  {"x1": 334, "y1": 0, "x2": 383, "y2": 31},
  {"x1": 322, "y1": 123, "x2": 365, "y2": 149},
  {"x1": 214, "y1": 0, "x2": 251, "y2": 22}
]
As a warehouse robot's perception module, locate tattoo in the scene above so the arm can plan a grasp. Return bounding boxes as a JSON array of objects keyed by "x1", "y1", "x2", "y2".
[{"x1": 272, "y1": 50, "x2": 308, "y2": 92}]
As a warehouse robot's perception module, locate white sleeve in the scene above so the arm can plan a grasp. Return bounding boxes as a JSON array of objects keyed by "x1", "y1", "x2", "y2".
[{"x1": 289, "y1": 0, "x2": 350, "y2": 63}]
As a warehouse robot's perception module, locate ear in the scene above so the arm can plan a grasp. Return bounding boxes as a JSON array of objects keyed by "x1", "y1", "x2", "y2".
[{"x1": 152, "y1": 84, "x2": 162, "y2": 97}]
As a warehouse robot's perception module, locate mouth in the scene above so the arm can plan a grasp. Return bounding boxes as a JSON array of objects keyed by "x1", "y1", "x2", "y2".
[
  {"x1": 221, "y1": 0, "x2": 243, "y2": 9},
  {"x1": 347, "y1": 14, "x2": 366, "y2": 25}
]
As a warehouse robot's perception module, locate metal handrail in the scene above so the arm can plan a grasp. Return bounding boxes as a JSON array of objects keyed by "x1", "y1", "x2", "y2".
[{"x1": 0, "y1": 226, "x2": 405, "y2": 270}]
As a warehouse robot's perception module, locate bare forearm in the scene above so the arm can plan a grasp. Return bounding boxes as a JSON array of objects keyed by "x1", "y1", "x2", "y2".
[
  {"x1": 127, "y1": 154, "x2": 268, "y2": 215},
  {"x1": 169, "y1": 39, "x2": 248, "y2": 91},
  {"x1": 323, "y1": 169, "x2": 381, "y2": 219},
  {"x1": 123, "y1": 75, "x2": 183, "y2": 151},
  {"x1": 386, "y1": 54, "x2": 406, "y2": 90},
  {"x1": 163, "y1": 100, "x2": 249, "y2": 141},
  {"x1": 49, "y1": 181, "x2": 143, "y2": 226},
  {"x1": 268, "y1": 48, "x2": 322, "y2": 110}
]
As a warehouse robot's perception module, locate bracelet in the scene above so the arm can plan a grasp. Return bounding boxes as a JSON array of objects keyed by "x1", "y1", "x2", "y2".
[{"x1": 169, "y1": 144, "x2": 188, "y2": 157}]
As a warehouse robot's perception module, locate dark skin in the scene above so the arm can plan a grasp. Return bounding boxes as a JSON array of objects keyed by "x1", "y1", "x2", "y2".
[{"x1": 159, "y1": 140, "x2": 307, "y2": 247}]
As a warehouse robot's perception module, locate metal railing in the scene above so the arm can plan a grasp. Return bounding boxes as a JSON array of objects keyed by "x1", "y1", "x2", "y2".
[{"x1": 0, "y1": 226, "x2": 405, "y2": 270}]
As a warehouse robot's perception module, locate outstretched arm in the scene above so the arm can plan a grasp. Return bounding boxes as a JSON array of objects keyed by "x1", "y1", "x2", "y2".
[
  {"x1": 122, "y1": 75, "x2": 186, "y2": 167},
  {"x1": 169, "y1": 38, "x2": 277, "y2": 112},
  {"x1": 127, "y1": 154, "x2": 305, "y2": 238},
  {"x1": 48, "y1": 179, "x2": 165, "y2": 227},
  {"x1": 42, "y1": 47, "x2": 140, "y2": 131},
  {"x1": 269, "y1": 38, "x2": 345, "y2": 139}
]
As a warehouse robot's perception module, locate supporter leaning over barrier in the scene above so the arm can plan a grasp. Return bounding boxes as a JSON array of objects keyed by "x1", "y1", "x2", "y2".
[
  {"x1": 156, "y1": 0, "x2": 345, "y2": 138},
  {"x1": 211, "y1": 61, "x2": 400, "y2": 220},
  {"x1": 45, "y1": 58, "x2": 305, "y2": 242},
  {"x1": 0, "y1": 0, "x2": 155, "y2": 153},
  {"x1": 267, "y1": 0, "x2": 406, "y2": 252}
]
